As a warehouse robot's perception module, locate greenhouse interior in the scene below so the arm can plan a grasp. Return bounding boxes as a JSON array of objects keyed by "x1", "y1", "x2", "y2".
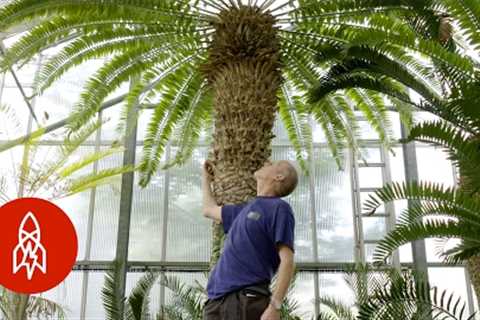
[{"x1": 0, "y1": 0, "x2": 479, "y2": 319}]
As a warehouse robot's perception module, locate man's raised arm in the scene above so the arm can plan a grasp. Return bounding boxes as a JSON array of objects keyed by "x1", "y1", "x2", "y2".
[{"x1": 202, "y1": 161, "x2": 222, "y2": 223}]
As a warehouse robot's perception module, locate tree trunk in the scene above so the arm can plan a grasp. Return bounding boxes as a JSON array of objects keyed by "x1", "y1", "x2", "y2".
[
  {"x1": 467, "y1": 255, "x2": 480, "y2": 304},
  {"x1": 202, "y1": 6, "x2": 282, "y2": 267}
]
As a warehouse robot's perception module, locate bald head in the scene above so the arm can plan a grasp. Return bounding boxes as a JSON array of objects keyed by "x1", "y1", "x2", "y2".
[{"x1": 274, "y1": 160, "x2": 299, "y2": 197}]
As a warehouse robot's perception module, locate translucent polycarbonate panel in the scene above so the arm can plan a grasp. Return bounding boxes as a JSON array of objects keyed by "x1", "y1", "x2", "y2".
[
  {"x1": 85, "y1": 271, "x2": 107, "y2": 319},
  {"x1": 0, "y1": 145, "x2": 24, "y2": 199},
  {"x1": 290, "y1": 272, "x2": 315, "y2": 317},
  {"x1": 128, "y1": 168, "x2": 165, "y2": 261},
  {"x1": 272, "y1": 117, "x2": 291, "y2": 144},
  {"x1": 272, "y1": 146, "x2": 313, "y2": 261},
  {"x1": 416, "y1": 146, "x2": 455, "y2": 186},
  {"x1": 313, "y1": 147, "x2": 355, "y2": 262},
  {"x1": 3, "y1": 61, "x2": 38, "y2": 87},
  {"x1": 136, "y1": 109, "x2": 154, "y2": 142},
  {"x1": 100, "y1": 103, "x2": 124, "y2": 142},
  {"x1": 166, "y1": 147, "x2": 212, "y2": 261},
  {"x1": 29, "y1": 145, "x2": 94, "y2": 260},
  {"x1": 89, "y1": 147, "x2": 123, "y2": 260},
  {"x1": 319, "y1": 271, "x2": 355, "y2": 310},
  {"x1": 0, "y1": 87, "x2": 31, "y2": 135},
  {"x1": 362, "y1": 216, "x2": 387, "y2": 241},
  {"x1": 365, "y1": 243, "x2": 379, "y2": 262},
  {"x1": 416, "y1": 146, "x2": 455, "y2": 262},
  {"x1": 358, "y1": 166, "x2": 383, "y2": 188},
  {"x1": 429, "y1": 267, "x2": 473, "y2": 315},
  {"x1": 359, "y1": 147, "x2": 381, "y2": 163},
  {"x1": 388, "y1": 147, "x2": 405, "y2": 183},
  {"x1": 38, "y1": 271, "x2": 83, "y2": 318},
  {"x1": 387, "y1": 111, "x2": 402, "y2": 139}
]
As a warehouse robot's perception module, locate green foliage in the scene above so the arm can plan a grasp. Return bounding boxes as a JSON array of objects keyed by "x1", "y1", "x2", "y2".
[
  {"x1": 4, "y1": 0, "x2": 472, "y2": 181},
  {"x1": 318, "y1": 264, "x2": 475, "y2": 320}
]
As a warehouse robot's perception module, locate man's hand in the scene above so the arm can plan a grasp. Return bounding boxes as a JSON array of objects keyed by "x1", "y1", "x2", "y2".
[
  {"x1": 203, "y1": 160, "x2": 214, "y2": 182},
  {"x1": 202, "y1": 160, "x2": 222, "y2": 222},
  {"x1": 261, "y1": 304, "x2": 280, "y2": 320}
]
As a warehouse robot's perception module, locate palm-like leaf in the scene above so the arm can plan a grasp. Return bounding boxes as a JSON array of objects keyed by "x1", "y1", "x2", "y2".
[{"x1": 4, "y1": 0, "x2": 472, "y2": 181}]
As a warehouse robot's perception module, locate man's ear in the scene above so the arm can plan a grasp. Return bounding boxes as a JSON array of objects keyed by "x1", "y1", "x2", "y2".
[{"x1": 274, "y1": 174, "x2": 285, "y2": 181}]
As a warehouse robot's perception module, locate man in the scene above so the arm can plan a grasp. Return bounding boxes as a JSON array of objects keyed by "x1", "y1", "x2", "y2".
[{"x1": 202, "y1": 159, "x2": 298, "y2": 320}]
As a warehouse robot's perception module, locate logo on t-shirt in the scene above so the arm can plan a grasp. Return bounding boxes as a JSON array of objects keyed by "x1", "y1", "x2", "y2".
[{"x1": 247, "y1": 211, "x2": 261, "y2": 221}]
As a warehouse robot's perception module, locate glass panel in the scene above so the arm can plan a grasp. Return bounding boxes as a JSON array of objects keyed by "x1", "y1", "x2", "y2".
[
  {"x1": 128, "y1": 165, "x2": 165, "y2": 261},
  {"x1": 290, "y1": 272, "x2": 315, "y2": 317},
  {"x1": 85, "y1": 271, "x2": 107, "y2": 319},
  {"x1": 90, "y1": 147, "x2": 122, "y2": 260},
  {"x1": 273, "y1": 146, "x2": 313, "y2": 262},
  {"x1": 100, "y1": 103, "x2": 124, "y2": 141},
  {"x1": 358, "y1": 167, "x2": 383, "y2": 188},
  {"x1": 389, "y1": 147, "x2": 405, "y2": 183},
  {"x1": 0, "y1": 145, "x2": 24, "y2": 199},
  {"x1": 136, "y1": 109, "x2": 154, "y2": 142},
  {"x1": 166, "y1": 147, "x2": 211, "y2": 261},
  {"x1": 359, "y1": 147, "x2": 381, "y2": 163},
  {"x1": 365, "y1": 243, "x2": 379, "y2": 262},
  {"x1": 272, "y1": 117, "x2": 291, "y2": 145},
  {"x1": 319, "y1": 271, "x2": 355, "y2": 311},
  {"x1": 416, "y1": 147, "x2": 454, "y2": 186},
  {"x1": 429, "y1": 267, "x2": 472, "y2": 315},
  {"x1": 362, "y1": 216, "x2": 387, "y2": 241},
  {"x1": 3, "y1": 62, "x2": 38, "y2": 87},
  {"x1": 37, "y1": 271, "x2": 83, "y2": 318},
  {"x1": 314, "y1": 147, "x2": 354, "y2": 262},
  {"x1": 0, "y1": 87, "x2": 31, "y2": 134}
]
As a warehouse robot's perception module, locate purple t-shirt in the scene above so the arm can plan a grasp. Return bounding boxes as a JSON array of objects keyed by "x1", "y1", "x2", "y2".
[{"x1": 206, "y1": 196, "x2": 295, "y2": 299}]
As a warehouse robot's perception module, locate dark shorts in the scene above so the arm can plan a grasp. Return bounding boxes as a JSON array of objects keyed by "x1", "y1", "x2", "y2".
[{"x1": 203, "y1": 284, "x2": 271, "y2": 320}]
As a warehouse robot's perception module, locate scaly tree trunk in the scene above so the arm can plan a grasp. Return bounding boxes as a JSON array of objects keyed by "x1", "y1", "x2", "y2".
[
  {"x1": 202, "y1": 5, "x2": 282, "y2": 267},
  {"x1": 466, "y1": 256, "x2": 480, "y2": 304}
]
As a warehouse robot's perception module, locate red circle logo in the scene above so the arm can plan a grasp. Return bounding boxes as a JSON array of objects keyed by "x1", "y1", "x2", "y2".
[{"x1": 0, "y1": 197, "x2": 78, "y2": 294}]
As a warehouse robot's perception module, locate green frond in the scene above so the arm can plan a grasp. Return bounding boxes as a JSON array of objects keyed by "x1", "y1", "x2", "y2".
[
  {"x1": 127, "y1": 272, "x2": 159, "y2": 320},
  {"x1": 66, "y1": 44, "x2": 200, "y2": 134},
  {"x1": 363, "y1": 181, "x2": 480, "y2": 216},
  {"x1": 347, "y1": 88, "x2": 394, "y2": 148},
  {"x1": 57, "y1": 146, "x2": 125, "y2": 179},
  {"x1": 26, "y1": 296, "x2": 66, "y2": 320},
  {"x1": 164, "y1": 83, "x2": 213, "y2": 169},
  {"x1": 139, "y1": 69, "x2": 204, "y2": 187},
  {"x1": 373, "y1": 219, "x2": 480, "y2": 264},
  {"x1": 318, "y1": 296, "x2": 355, "y2": 320},
  {"x1": 115, "y1": 51, "x2": 204, "y2": 140},
  {"x1": 358, "y1": 275, "x2": 474, "y2": 320},
  {"x1": 26, "y1": 119, "x2": 103, "y2": 195},
  {"x1": 310, "y1": 98, "x2": 348, "y2": 168},
  {"x1": 279, "y1": 82, "x2": 312, "y2": 174},
  {"x1": 159, "y1": 275, "x2": 205, "y2": 319},
  {"x1": 436, "y1": 0, "x2": 480, "y2": 51},
  {"x1": 34, "y1": 25, "x2": 206, "y2": 95},
  {"x1": 0, "y1": 0, "x2": 204, "y2": 32},
  {"x1": 309, "y1": 73, "x2": 412, "y2": 107},
  {"x1": 63, "y1": 165, "x2": 135, "y2": 197},
  {"x1": 102, "y1": 266, "x2": 124, "y2": 320}
]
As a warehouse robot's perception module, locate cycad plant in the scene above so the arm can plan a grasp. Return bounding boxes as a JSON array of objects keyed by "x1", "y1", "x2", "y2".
[
  {"x1": 361, "y1": 82, "x2": 480, "y2": 300},
  {"x1": 0, "y1": 104, "x2": 134, "y2": 320},
  {"x1": 0, "y1": 0, "x2": 467, "y2": 267},
  {"x1": 102, "y1": 268, "x2": 302, "y2": 320},
  {"x1": 319, "y1": 264, "x2": 475, "y2": 320}
]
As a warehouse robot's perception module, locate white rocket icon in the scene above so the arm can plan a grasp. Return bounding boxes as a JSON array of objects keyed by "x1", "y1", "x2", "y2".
[{"x1": 13, "y1": 211, "x2": 47, "y2": 280}]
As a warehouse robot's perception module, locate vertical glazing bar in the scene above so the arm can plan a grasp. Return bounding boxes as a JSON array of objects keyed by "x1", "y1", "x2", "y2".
[
  {"x1": 400, "y1": 123, "x2": 429, "y2": 283},
  {"x1": 114, "y1": 82, "x2": 139, "y2": 318},
  {"x1": 380, "y1": 146, "x2": 400, "y2": 269},
  {"x1": 80, "y1": 110, "x2": 103, "y2": 319},
  {"x1": 349, "y1": 148, "x2": 365, "y2": 263},
  {"x1": 464, "y1": 266, "x2": 476, "y2": 315},
  {"x1": 159, "y1": 143, "x2": 171, "y2": 308},
  {"x1": 308, "y1": 118, "x2": 320, "y2": 318}
]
